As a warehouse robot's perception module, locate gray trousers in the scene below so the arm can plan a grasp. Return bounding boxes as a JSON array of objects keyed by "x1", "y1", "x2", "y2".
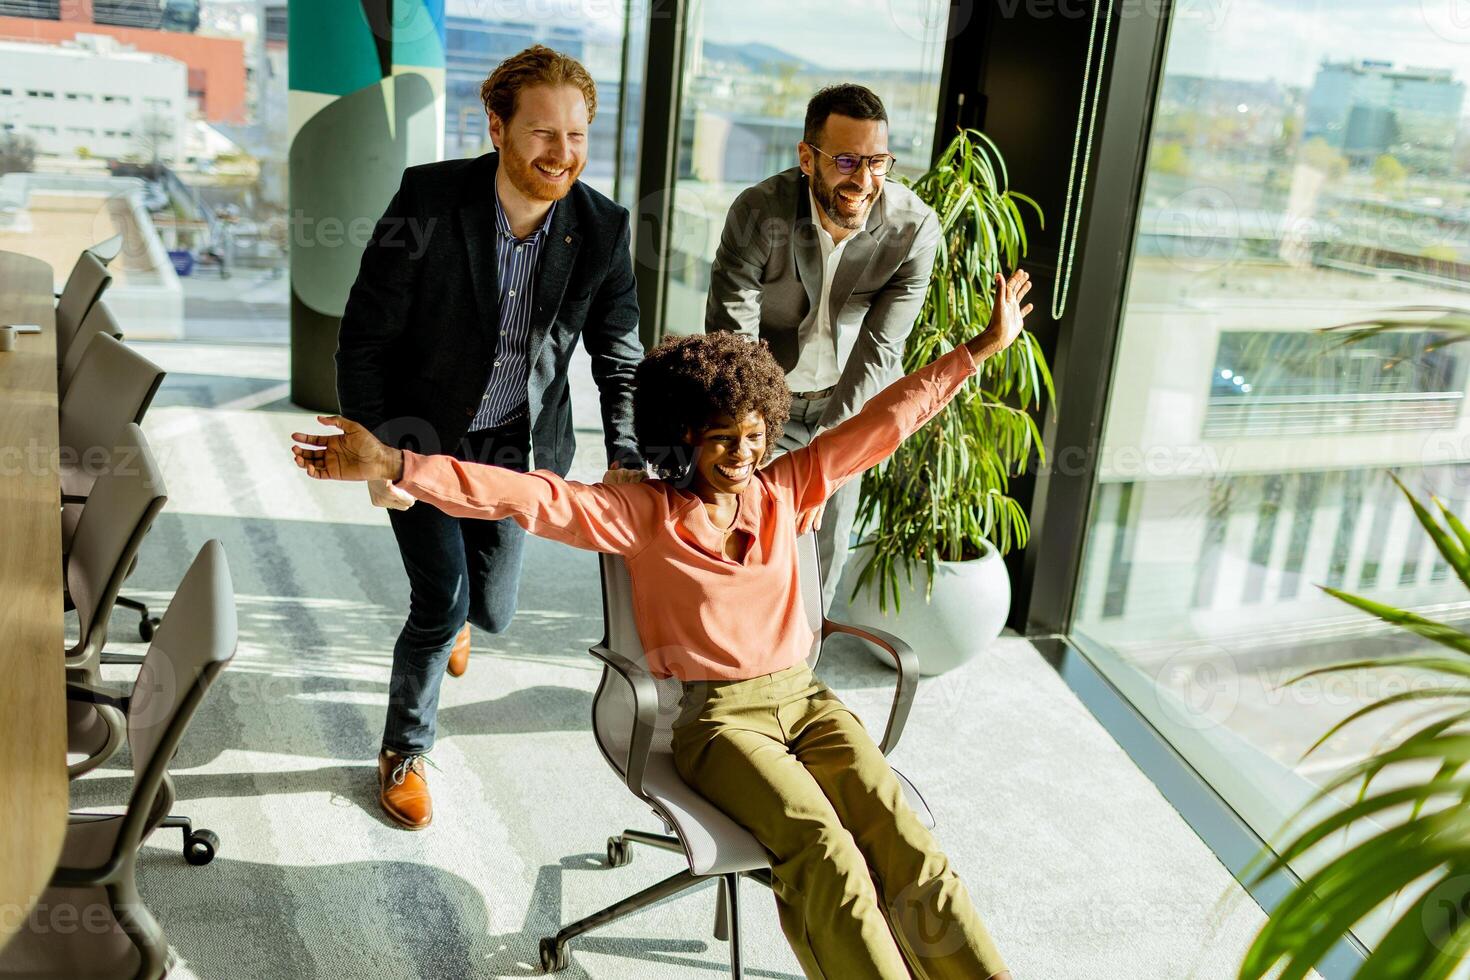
[{"x1": 776, "y1": 393, "x2": 861, "y2": 614}]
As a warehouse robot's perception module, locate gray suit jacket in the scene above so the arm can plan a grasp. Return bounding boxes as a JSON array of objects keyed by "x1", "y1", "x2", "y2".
[{"x1": 705, "y1": 166, "x2": 940, "y2": 429}]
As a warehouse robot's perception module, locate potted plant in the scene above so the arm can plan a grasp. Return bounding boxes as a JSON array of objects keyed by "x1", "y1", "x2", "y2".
[
  {"x1": 1235, "y1": 308, "x2": 1470, "y2": 977},
  {"x1": 1239, "y1": 475, "x2": 1470, "y2": 978},
  {"x1": 840, "y1": 128, "x2": 1053, "y2": 675}
]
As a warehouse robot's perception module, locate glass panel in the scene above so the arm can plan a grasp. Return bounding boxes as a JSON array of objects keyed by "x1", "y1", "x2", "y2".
[
  {"x1": 1074, "y1": 0, "x2": 1470, "y2": 941},
  {"x1": 0, "y1": 7, "x2": 635, "y2": 345},
  {"x1": 444, "y1": 5, "x2": 634, "y2": 199},
  {"x1": 0, "y1": 12, "x2": 282, "y2": 341},
  {"x1": 662, "y1": 0, "x2": 949, "y2": 335}
]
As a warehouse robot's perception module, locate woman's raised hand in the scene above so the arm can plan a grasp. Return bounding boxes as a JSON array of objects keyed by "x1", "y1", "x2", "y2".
[
  {"x1": 291, "y1": 416, "x2": 402, "y2": 483},
  {"x1": 966, "y1": 268, "x2": 1034, "y2": 361}
]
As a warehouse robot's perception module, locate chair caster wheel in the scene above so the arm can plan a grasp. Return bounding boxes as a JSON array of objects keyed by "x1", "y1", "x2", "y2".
[
  {"x1": 139, "y1": 616, "x2": 160, "y2": 641},
  {"x1": 539, "y1": 936, "x2": 568, "y2": 972},
  {"x1": 184, "y1": 829, "x2": 219, "y2": 865},
  {"x1": 606, "y1": 835, "x2": 632, "y2": 867}
]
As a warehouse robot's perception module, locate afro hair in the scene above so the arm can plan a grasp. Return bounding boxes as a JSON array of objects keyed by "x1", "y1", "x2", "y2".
[{"x1": 633, "y1": 332, "x2": 791, "y2": 482}]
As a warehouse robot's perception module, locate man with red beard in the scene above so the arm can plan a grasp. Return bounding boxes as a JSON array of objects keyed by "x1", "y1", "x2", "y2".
[
  {"x1": 706, "y1": 84, "x2": 941, "y2": 612},
  {"x1": 335, "y1": 45, "x2": 644, "y2": 830}
]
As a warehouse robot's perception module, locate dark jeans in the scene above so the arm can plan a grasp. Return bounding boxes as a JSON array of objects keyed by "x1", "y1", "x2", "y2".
[{"x1": 382, "y1": 418, "x2": 530, "y2": 755}]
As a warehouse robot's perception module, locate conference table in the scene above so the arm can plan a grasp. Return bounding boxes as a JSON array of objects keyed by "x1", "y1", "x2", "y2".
[{"x1": 0, "y1": 249, "x2": 66, "y2": 954}]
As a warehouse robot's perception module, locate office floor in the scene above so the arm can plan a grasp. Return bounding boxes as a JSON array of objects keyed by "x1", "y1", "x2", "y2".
[{"x1": 68, "y1": 341, "x2": 1302, "y2": 979}]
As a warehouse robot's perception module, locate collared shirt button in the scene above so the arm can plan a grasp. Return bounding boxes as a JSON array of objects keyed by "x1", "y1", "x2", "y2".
[{"x1": 508, "y1": 290, "x2": 516, "y2": 298}]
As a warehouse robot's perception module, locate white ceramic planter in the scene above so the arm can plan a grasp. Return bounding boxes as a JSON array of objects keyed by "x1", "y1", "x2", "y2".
[{"x1": 837, "y1": 540, "x2": 1012, "y2": 676}]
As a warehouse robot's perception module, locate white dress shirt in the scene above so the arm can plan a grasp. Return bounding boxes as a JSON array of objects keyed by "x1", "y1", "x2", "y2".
[{"x1": 784, "y1": 188, "x2": 850, "y2": 393}]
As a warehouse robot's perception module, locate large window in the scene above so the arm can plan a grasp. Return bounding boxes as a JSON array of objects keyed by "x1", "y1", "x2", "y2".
[
  {"x1": 660, "y1": 0, "x2": 949, "y2": 335},
  {"x1": 1073, "y1": 0, "x2": 1470, "y2": 938},
  {"x1": 444, "y1": 7, "x2": 636, "y2": 200},
  {"x1": 0, "y1": 3, "x2": 639, "y2": 345}
]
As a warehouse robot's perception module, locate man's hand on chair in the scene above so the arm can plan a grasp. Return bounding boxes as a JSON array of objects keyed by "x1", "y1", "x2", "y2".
[
  {"x1": 602, "y1": 461, "x2": 647, "y2": 485},
  {"x1": 368, "y1": 479, "x2": 416, "y2": 510}
]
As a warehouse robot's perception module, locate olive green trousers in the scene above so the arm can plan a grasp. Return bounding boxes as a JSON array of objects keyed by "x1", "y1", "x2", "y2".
[{"x1": 671, "y1": 663, "x2": 1007, "y2": 980}]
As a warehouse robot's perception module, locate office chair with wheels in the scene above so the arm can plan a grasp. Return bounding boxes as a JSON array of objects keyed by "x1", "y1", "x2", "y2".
[
  {"x1": 538, "y1": 533, "x2": 930, "y2": 978},
  {"x1": 57, "y1": 332, "x2": 168, "y2": 641},
  {"x1": 62, "y1": 424, "x2": 167, "y2": 774},
  {"x1": 0, "y1": 540, "x2": 237, "y2": 980}
]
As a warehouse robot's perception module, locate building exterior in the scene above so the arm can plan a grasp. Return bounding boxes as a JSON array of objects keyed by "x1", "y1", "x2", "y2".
[
  {"x1": 0, "y1": 13, "x2": 246, "y2": 122},
  {"x1": 1304, "y1": 59, "x2": 1466, "y2": 174},
  {"x1": 0, "y1": 33, "x2": 187, "y2": 162}
]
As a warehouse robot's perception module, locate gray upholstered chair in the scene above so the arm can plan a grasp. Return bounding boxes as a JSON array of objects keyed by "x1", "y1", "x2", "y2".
[
  {"x1": 87, "y1": 233, "x2": 125, "y2": 267},
  {"x1": 0, "y1": 540, "x2": 237, "y2": 980},
  {"x1": 54, "y1": 250, "x2": 112, "y2": 366},
  {"x1": 59, "y1": 333, "x2": 165, "y2": 503},
  {"x1": 59, "y1": 299, "x2": 124, "y2": 399},
  {"x1": 539, "y1": 533, "x2": 929, "y2": 977},
  {"x1": 62, "y1": 424, "x2": 167, "y2": 775},
  {"x1": 57, "y1": 332, "x2": 168, "y2": 642}
]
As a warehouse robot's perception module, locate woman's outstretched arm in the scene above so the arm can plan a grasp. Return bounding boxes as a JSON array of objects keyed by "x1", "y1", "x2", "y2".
[
  {"x1": 770, "y1": 268, "x2": 1033, "y2": 513},
  {"x1": 290, "y1": 418, "x2": 660, "y2": 556}
]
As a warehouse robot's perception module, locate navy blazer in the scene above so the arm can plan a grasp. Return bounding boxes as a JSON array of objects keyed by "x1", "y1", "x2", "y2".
[{"x1": 335, "y1": 152, "x2": 643, "y2": 476}]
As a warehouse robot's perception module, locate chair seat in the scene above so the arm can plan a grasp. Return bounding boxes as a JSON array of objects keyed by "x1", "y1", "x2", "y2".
[
  {"x1": 639, "y1": 746, "x2": 934, "y2": 877},
  {"x1": 59, "y1": 462, "x2": 96, "y2": 501},
  {"x1": 0, "y1": 816, "x2": 143, "y2": 979}
]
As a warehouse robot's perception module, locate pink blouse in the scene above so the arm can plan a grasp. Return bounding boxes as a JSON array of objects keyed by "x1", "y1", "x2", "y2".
[{"x1": 394, "y1": 343, "x2": 979, "y2": 680}]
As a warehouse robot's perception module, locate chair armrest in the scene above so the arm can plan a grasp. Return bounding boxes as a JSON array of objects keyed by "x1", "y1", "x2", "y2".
[
  {"x1": 66, "y1": 680, "x2": 130, "y2": 712},
  {"x1": 823, "y1": 620, "x2": 918, "y2": 755},
  {"x1": 50, "y1": 858, "x2": 123, "y2": 888},
  {"x1": 588, "y1": 643, "x2": 659, "y2": 798}
]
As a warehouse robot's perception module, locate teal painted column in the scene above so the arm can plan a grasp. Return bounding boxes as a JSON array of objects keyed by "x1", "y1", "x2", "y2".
[{"x1": 287, "y1": 0, "x2": 447, "y2": 410}]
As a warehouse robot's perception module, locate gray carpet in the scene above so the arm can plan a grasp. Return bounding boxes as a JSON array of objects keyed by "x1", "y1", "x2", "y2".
[{"x1": 67, "y1": 342, "x2": 1303, "y2": 979}]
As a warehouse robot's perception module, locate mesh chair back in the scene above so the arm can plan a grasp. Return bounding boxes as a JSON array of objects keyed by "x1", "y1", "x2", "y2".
[
  {"x1": 591, "y1": 533, "x2": 826, "y2": 780},
  {"x1": 59, "y1": 299, "x2": 123, "y2": 397},
  {"x1": 127, "y1": 540, "x2": 236, "y2": 783},
  {"x1": 89, "y1": 233, "x2": 125, "y2": 266},
  {"x1": 59, "y1": 333, "x2": 166, "y2": 464},
  {"x1": 66, "y1": 423, "x2": 167, "y2": 651},
  {"x1": 56, "y1": 250, "x2": 111, "y2": 363}
]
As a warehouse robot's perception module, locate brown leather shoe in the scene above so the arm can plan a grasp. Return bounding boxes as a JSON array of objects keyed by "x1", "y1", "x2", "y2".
[
  {"x1": 378, "y1": 749, "x2": 433, "y2": 830},
  {"x1": 446, "y1": 624, "x2": 470, "y2": 678}
]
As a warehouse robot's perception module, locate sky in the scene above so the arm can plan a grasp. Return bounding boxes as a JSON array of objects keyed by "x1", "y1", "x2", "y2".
[
  {"x1": 431, "y1": 0, "x2": 1469, "y2": 91},
  {"x1": 1161, "y1": 0, "x2": 1469, "y2": 88}
]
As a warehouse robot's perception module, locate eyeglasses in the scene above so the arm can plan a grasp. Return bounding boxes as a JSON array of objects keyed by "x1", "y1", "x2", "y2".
[{"x1": 807, "y1": 144, "x2": 896, "y2": 177}]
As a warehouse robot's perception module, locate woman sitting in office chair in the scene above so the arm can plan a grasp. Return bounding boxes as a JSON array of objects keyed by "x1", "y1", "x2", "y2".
[{"x1": 291, "y1": 269, "x2": 1032, "y2": 980}]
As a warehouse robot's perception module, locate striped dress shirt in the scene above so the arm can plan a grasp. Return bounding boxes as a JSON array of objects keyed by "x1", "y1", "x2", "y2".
[{"x1": 469, "y1": 194, "x2": 557, "y2": 432}]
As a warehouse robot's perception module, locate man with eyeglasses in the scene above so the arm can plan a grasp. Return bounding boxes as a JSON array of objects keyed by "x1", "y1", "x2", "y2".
[{"x1": 706, "y1": 83, "x2": 941, "y2": 611}]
